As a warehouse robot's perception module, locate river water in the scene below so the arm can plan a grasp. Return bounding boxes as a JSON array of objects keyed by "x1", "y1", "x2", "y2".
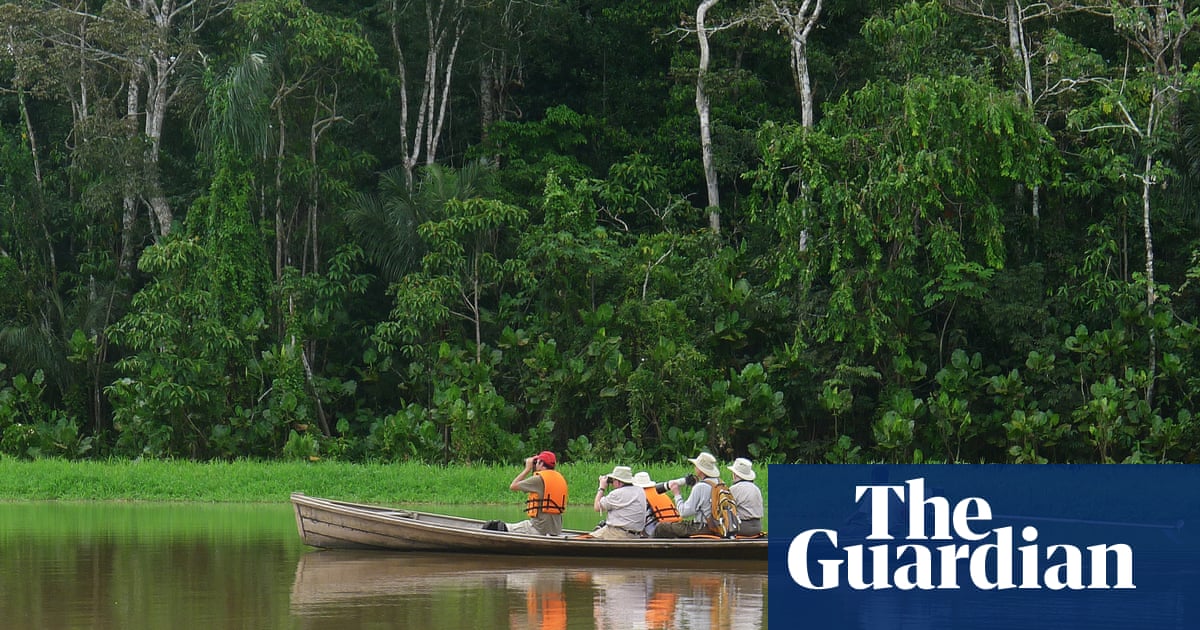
[{"x1": 0, "y1": 502, "x2": 766, "y2": 629}]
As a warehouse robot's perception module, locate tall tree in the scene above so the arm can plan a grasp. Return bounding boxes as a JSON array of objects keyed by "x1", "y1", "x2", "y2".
[
  {"x1": 1069, "y1": 0, "x2": 1199, "y2": 404},
  {"x1": 235, "y1": 0, "x2": 378, "y2": 281},
  {"x1": 0, "y1": 3, "x2": 151, "y2": 435},
  {"x1": 750, "y1": 0, "x2": 824, "y2": 127},
  {"x1": 946, "y1": 0, "x2": 1102, "y2": 220},
  {"x1": 473, "y1": 0, "x2": 539, "y2": 142},
  {"x1": 386, "y1": 0, "x2": 466, "y2": 189},
  {"x1": 696, "y1": 0, "x2": 722, "y2": 230},
  {"x1": 751, "y1": 1, "x2": 1057, "y2": 363},
  {"x1": 116, "y1": 0, "x2": 234, "y2": 239},
  {"x1": 374, "y1": 162, "x2": 526, "y2": 364}
]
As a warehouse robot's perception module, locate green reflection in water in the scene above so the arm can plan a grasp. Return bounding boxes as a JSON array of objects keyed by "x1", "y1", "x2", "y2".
[
  {"x1": 0, "y1": 501, "x2": 766, "y2": 629},
  {"x1": 0, "y1": 500, "x2": 298, "y2": 539},
  {"x1": 0, "y1": 502, "x2": 304, "y2": 630}
]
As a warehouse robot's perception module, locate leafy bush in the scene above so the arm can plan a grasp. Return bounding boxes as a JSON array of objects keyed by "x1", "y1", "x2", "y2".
[{"x1": 0, "y1": 368, "x2": 91, "y2": 459}]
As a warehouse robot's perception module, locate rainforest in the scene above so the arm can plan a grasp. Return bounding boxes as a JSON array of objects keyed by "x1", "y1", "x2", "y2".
[{"x1": 1, "y1": 0, "x2": 1198, "y2": 465}]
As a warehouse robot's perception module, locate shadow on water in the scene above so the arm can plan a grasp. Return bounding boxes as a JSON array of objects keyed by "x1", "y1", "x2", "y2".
[{"x1": 290, "y1": 550, "x2": 768, "y2": 629}]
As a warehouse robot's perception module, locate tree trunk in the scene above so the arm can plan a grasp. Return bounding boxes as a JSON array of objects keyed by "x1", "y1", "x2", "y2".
[
  {"x1": 121, "y1": 76, "x2": 141, "y2": 272},
  {"x1": 480, "y1": 64, "x2": 497, "y2": 143},
  {"x1": 429, "y1": 21, "x2": 463, "y2": 166},
  {"x1": 274, "y1": 105, "x2": 287, "y2": 282},
  {"x1": 696, "y1": 0, "x2": 721, "y2": 232},
  {"x1": 1141, "y1": 153, "x2": 1156, "y2": 405},
  {"x1": 767, "y1": 0, "x2": 822, "y2": 127},
  {"x1": 793, "y1": 37, "x2": 815, "y2": 129},
  {"x1": 17, "y1": 88, "x2": 42, "y2": 185},
  {"x1": 476, "y1": 1, "x2": 528, "y2": 146},
  {"x1": 391, "y1": 0, "x2": 465, "y2": 190},
  {"x1": 308, "y1": 118, "x2": 320, "y2": 276},
  {"x1": 1006, "y1": 0, "x2": 1040, "y2": 218},
  {"x1": 143, "y1": 51, "x2": 176, "y2": 237}
]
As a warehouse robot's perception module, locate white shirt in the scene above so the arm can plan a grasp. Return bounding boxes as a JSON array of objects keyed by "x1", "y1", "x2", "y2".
[
  {"x1": 730, "y1": 479, "x2": 764, "y2": 519},
  {"x1": 599, "y1": 484, "x2": 648, "y2": 530},
  {"x1": 676, "y1": 476, "x2": 719, "y2": 521}
]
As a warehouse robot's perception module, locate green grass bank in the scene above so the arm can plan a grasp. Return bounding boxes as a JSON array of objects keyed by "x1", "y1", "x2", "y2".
[{"x1": 0, "y1": 457, "x2": 768, "y2": 506}]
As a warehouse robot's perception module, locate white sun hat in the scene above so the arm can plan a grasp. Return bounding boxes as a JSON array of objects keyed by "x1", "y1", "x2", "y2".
[
  {"x1": 688, "y1": 452, "x2": 720, "y2": 478},
  {"x1": 728, "y1": 457, "x2": 756, "y2": 481},
  {"x1": 631, "y1": 471, "x2": 656, "y2": 488}
]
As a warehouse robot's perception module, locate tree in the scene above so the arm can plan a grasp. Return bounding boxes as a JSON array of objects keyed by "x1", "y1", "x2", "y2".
[
  {"x1": 344, "y1": 166, "x2": 429, "y2": 284},
  {"x1": 2, "y1": 1, "x2": 232, "y2": 241},
  {"x1": 374, "y1": 163, "x2": 528, "y2": 365},
  {"x1": 750, "y1": 0, "x2": 824, "y2": 127},
  {"x1": 946, "y1": 0, "x2": 1103, "y2": 220},
  {"x1": 696, "y1": 0, "x2": 723, "y2": 231},
  {"x1": 740, "y1": 0, "x2": 825, "y2": 251},
  {"x1": 751, "y1": 2, "x2": 1057, "y2": 367},
  {"x1": 105, "y1": 237, "x2": 260, "y2": 457},
  {"x1": 366, "y1": 164, "x2": 527, "y2": 460},
  {"x1": 472, "y1": 0, "x2": 546, "y2": 143},
  {"x1": 385, "y1": 0, "x2": 466, "y2": 190},
  {"x1": 0, "y1": 4, "x2": 141, "y2": 438},
  {"x1": 1067, "y1": 0, "x2": 1200, "y2": 405},
  {"x1": 118, "y1": 0, "x2": 234, "y2": 239},
  {"x1": 235, "y1": 0, "x2": 378, "y2": 281}
]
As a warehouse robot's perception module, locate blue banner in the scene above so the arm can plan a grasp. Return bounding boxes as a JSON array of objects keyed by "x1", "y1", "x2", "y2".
[{"x1": 768, "y1": 465, "x2": 1200, "y2": 629}]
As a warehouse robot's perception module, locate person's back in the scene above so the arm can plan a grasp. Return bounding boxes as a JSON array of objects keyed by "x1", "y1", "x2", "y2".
[
  {"x1": 632, "y1": 471, "x2": 681, "y2": 537},
  {"x1": 727, "y1": 457, "x2": 764, "y2": 536}
]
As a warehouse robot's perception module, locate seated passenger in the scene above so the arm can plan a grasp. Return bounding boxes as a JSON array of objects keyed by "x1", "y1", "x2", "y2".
[
  {"x1": 727, "y1": 457, "x2": 764, "y2": 536},
  {"x1": 651, "y1": 452, "x2": 729, "y2": 538},
  {"x1": 590, "y1": 465, "x2": 648, "y2": 539},
  {"x1": 632, "y1": 471, "x2": 681, "y2": 537},
  {"x1": 504, "y1": 451, "x2": 568, "y2": 535}
]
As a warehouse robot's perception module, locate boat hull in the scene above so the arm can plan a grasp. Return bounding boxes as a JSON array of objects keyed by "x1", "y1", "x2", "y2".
[{"x1": 291, "y1": 493, "x2": 767, "y2": 560}]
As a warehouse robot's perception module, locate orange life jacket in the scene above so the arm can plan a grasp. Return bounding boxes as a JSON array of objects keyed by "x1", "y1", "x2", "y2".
[
  {"x1": 526, "y1": 589, "x2": 567, "y2": 630},
  {"x1": 645, "y1": 592, "x2": 678, "y2": 629},
  {"x1": 525, "y1": 470, "x2": 568, "y2": 517},
  {"x1": 643, "y1": 487, "x2": 682, "y2": 523}
]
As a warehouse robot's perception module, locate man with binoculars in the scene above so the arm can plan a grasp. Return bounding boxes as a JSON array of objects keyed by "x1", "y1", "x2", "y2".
[{"x1": 589, "y1": 465, "x2": 648, "y2": 539}]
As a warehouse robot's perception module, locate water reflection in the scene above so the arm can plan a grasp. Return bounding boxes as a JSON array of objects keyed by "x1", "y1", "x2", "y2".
[
  {"x1": 0, "y1": 502, "x2": 766, "y2": 629},
  {"x1": 0, "y1": 502, "x2": 303, "y2": 630},
  {"x1": 290, "y1": 551, "x2": 767, "y2": 629}
]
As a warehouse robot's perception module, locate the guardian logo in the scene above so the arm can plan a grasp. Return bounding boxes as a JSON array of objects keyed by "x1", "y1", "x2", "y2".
[{"x1": 787, "y1": 478, "x2": 1135, "y2": 591}]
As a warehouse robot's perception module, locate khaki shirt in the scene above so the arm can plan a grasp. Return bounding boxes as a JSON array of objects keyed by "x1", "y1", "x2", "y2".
[{"x1": 514, "y1": 475, "x2": 563, "y2": 535}]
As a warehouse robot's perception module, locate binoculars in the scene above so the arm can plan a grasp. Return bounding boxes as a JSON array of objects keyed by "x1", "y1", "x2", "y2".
[{"x1": 654, "y1": 474, "x2": 697, "y2": 494}]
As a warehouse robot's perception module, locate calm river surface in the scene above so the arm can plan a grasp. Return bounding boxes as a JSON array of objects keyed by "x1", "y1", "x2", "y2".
[{"x1": 0, "y1": 502, "x2": 766, "y2": 629}]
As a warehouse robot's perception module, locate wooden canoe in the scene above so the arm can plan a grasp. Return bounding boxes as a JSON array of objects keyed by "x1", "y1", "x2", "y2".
[{"x1": 291, "y1": 493, "x2": 767, "y2": 560}]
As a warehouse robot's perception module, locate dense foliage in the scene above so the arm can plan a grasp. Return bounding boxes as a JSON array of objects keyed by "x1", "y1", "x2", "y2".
[{"x1": 2, "y1": 0, "x2": 1200, "y2": 465}]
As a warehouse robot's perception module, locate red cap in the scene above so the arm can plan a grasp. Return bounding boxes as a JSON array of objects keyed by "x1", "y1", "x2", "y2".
[{"x1": 535, "y1": 451, "x2": 557, "y2": 468}]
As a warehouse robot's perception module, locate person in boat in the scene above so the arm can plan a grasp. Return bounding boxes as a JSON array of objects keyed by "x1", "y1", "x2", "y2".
[
  {"x1": 727, "y1": 457, "x2": 764, "y2": 536},
  {"x1": 651, "y1": 451, "x2": 726, "y2": 538},
  {"x1": 632, "y1": 471, "x2": 681, "y2": 537},
  {"x1": 506, "y1": 450, "x2": 568, "y2": 535},
  {"x1": 590, "y1": 465, "x2": 648, "y2": 539}
]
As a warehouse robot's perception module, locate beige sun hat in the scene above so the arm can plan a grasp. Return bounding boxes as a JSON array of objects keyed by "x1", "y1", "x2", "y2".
[
  {"x1": 607, "y1": 465, "x2": 635, "y2": 484},
  {"x1": 632, "y1": 471, "x2": 656, "y2": 488},
  {"x1": 728, "y1": 457, "x2": 756, "y2": 481},
  {"x1": 688, "y1": 452, "x2": 720, "y2": 478}
]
